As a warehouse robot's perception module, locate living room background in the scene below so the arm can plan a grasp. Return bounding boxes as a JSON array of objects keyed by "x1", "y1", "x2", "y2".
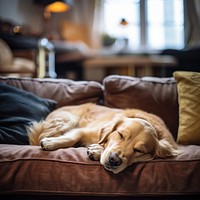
[{"x1": 0, "y1": 0, "x2": 200, "y2": 50}]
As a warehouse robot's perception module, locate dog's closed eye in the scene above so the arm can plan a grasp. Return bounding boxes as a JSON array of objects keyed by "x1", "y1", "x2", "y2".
[
  {"x1": 117, "y1": 131, "x2": 124, "y2": 140},
  {"x1": 133, "y1": 148, "x2": 144, "y2": 154}
]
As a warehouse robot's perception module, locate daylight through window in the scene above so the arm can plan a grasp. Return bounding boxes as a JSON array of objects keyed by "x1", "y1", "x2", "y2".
[{"x1": 103, "y1": 0, "x2": 184, "y2": 50}]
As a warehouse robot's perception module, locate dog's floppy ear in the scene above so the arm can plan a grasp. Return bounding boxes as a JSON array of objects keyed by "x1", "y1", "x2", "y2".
[
  {"x1": 98, "y1": 114, "x2": 123, "y2": 145},
  {"x1": 155, "y1": 139, "x2": 179, "y2": 158}
]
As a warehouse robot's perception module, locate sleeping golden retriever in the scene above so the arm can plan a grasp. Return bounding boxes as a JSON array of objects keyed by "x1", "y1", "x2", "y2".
[{"x1": 28, "y1": 103, "x2": 179, "y2": 174}]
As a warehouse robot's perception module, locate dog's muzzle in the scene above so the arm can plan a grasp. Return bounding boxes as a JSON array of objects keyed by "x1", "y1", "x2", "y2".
[
  {"x1": 101, "y1": 152, "x2": 126, "y2": 174},
  {"x1": 108, "y1": 152, "x2": 122, "y2": 167}
]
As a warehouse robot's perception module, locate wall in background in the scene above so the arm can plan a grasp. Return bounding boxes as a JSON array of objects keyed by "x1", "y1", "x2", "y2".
[
  {"x1": 0, "y1": 0, "x2": 88, "y2": 38},
  {"x1": 0, "y1": 0, "x2": 45, "y2": 35}
]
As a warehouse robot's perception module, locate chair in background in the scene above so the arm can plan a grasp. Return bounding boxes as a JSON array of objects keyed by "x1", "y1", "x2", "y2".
[{"x1": 0, "y1": 39, "x2": 36, "y2": 77}]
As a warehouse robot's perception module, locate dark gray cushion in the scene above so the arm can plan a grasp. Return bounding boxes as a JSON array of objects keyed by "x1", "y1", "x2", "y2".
[{"x1": 0, "y1": 83, "x2": 57, "y2": 144}]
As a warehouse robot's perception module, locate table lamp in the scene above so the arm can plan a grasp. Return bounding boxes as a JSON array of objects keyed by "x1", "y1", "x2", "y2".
[{"x1": 43, "y1": 0, "x2": 70, "y2": 39}]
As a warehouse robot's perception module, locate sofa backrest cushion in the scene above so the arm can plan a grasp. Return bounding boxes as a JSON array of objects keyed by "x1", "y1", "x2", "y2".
[
  {"x1": 103, "y1": 75, "x2": 178, "y2": 139},
  {"x1": 0, "y1": 77, "x2": 103, "y2": 108}
]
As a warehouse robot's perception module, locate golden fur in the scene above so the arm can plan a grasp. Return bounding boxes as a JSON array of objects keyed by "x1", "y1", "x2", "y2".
[{"x1": 28, "y1": 103, "x2": 179, "y2": 174}]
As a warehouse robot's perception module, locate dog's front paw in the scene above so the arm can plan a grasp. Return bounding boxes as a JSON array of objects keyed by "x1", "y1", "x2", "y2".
[
  {"x1": 87, "y1": 144, "x2": 103, "y2": 161},
  {"x1": 40, "y1": 138, "x2": 56, "y2": 151}
]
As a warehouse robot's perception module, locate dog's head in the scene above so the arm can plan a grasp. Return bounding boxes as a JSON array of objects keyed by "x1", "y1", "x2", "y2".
[{"x1": 98, "y1": 114, "x2": 178, "y2": 174}]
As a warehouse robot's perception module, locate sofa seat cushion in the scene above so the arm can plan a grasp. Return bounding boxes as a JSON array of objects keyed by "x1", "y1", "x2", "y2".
[
  {"x1": 0, "y1": 144, "x2": 200, "y2": 196},
  {"x1": 103, "y1": 75, "x2": 178, "y2": 139}
]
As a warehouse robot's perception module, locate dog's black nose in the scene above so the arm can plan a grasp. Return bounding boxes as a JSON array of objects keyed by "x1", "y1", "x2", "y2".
[{"x1": 109, "y1": 152, "x2": 122, "y2": 166}]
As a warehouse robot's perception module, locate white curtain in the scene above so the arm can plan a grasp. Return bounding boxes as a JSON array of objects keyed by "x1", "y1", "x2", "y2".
[
  {"x1": 66, "y1": 0, "x2": 104, "y2": 49},
  {"x1": 184, "y1": 0, "x2": 200, "y2": 47},
  {"x1": 90, "y1": 0, "x2": 104, "y2": 49}
]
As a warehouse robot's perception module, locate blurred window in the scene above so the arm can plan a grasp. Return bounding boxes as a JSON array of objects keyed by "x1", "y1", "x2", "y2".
[{"x1": 103, "y1": 0, "x2": 184, "y2": 50}]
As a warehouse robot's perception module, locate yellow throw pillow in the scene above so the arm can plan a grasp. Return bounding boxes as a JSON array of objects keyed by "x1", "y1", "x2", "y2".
[{"x1": 173, "y1": 71, "x2": 200, "y2": 145}]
